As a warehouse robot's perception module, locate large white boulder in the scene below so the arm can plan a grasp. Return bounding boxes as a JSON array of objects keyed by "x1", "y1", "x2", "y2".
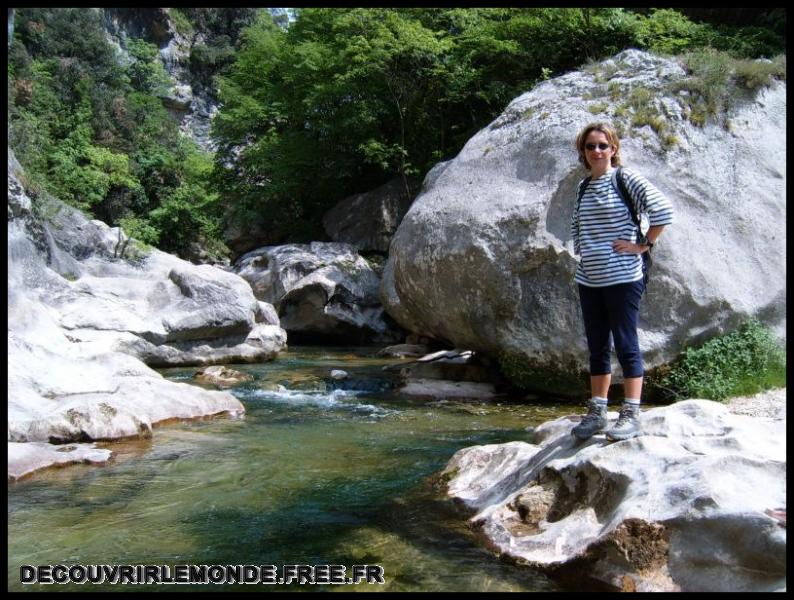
[
  {"x1": 440, "y1": 398, "x2": 786, "y2": 592},
  {"x1": 382, "y1": 49, "x2": 786, "y2": 394},
  {"x1": 8, "y1": 157, "x2": 287, "y2": 367}
]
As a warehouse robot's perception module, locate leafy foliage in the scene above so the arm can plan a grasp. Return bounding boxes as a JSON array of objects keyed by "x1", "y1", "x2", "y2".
[
  {"x1": 8, "y1": 7, "x2": 786, "y2": 258},
  {"x1": 657, "y1": 321, "x2": 786, "y2": 401},
  {"x1": 213, "y1": 8, "x2": 786, "y2": 243},
  {"x1": 8, "y1": 8, "x2": 231, "y2": 260},
  {"x1": 126, "y1": 38, "x2": 172, "y2": 95},
  {"x1": 669, "y1": 48, "x2": 786, "y2": 129}
]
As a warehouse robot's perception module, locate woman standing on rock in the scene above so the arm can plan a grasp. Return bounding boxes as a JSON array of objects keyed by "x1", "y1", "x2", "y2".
[{"x1": 569, "y1": 122, "x2": 674, "y2": 441}]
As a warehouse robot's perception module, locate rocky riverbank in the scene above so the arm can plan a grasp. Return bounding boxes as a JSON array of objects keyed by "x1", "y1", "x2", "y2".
[
  {"x1": 7, "y1": 151, "x2": 284, "y2": 481},
  {"x1": 439, "y1": 389, "x2": 787, "y2": 592}
]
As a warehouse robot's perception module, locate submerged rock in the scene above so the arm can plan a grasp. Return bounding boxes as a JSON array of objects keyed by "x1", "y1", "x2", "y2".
[
  {"x1": 193, "y1": 366, "x2": 254, "y2": 387},
  {"x1": 8, "y1": 442, "x2": 113, "y2": 482},
  {"x1": 439, "y1": 398, "x2": 786, "y2": 592}
]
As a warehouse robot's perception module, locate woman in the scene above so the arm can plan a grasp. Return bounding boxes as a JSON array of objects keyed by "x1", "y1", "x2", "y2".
[{"x1": 569, "y1": 123, "x2": 674, "y2": 441}]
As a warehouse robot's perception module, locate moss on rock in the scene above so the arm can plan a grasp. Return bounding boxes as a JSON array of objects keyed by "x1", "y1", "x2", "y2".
[{"x1": 497, "y1": 350, "x2": 587, "y2": 398}]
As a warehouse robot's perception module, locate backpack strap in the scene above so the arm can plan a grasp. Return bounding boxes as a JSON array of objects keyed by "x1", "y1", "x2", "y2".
[
  {"x1": 576, "y1": 176, "x2": 592, "y2": 209},
  {"x1": 611, "y1": 167, "x2": 641, "y2": 230},
  {"x1": 613, "y1": 167, "x2": 652, "y2": 286}
]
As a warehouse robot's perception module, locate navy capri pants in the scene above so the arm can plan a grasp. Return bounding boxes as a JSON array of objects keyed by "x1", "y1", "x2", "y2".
[{"x1": 578, "y1": 279, "x2": 644, "y2": 378}]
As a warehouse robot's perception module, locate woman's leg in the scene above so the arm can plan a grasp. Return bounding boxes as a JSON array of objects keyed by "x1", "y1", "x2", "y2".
[
  {"x1": 578, "y1": 284, "x2": 613, "y2": 379},
  {"x1": 603, "y1": 280, "x2": 645, "y2": 440},
  {"x1": 574, "y1": 284, "x2": 612, "y2": 439},
  {"x1": 603, "y1": 280, "x2": 644, "y2": 381},
  {"x1": 591, "y1": 374, "x2": 611, "y2": 398},
  {"x1": 623, "y1": 376, "x2": 643, "y2": 400}
]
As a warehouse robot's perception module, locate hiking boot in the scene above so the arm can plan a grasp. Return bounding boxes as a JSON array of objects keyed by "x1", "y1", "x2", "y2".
[
  {"x1": 571, "y1": 400, "x2": 608, "y2": 440},
  {"x1": 605, "y1": 404, "x2": 642, "y2": 441}
]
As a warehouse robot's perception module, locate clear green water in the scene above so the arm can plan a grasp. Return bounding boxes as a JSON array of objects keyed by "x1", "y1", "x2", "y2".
[{"x1": 8, "y1": 347, "x2": 583, "y2": 592}]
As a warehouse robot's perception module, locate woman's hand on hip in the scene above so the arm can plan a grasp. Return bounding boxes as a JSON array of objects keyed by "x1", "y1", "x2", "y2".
[{"x1": 612, "y1": 239, "x2": 646, "y2": 254}]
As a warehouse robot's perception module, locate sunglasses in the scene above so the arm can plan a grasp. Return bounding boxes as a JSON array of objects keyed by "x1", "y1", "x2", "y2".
[{"x1": 585, "y1": 143, "x2": 612, "y2": 151}]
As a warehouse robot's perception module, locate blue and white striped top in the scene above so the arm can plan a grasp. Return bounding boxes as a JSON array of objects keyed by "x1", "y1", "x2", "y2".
[{"x1": 570, "y1": 167, "x2": 674, "y2": 288}]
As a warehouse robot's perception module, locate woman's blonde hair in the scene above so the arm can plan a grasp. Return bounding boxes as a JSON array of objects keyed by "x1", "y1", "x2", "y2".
[{"x1": 575, "y1": 122, "x2": 622, "y2": 170}]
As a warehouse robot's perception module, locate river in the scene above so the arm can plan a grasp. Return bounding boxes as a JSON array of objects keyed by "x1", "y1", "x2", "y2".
[{"x1": 8, "y1": 346, "x2": 587, "y2": 592}]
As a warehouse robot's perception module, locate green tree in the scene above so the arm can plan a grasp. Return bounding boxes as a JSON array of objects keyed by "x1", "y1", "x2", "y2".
[
  {"x1": 8, "y1": 7, "x2": 229, "y2": 260},
  {"x1": 126, "y1": 38, "x2": 172, "y2": 95}
]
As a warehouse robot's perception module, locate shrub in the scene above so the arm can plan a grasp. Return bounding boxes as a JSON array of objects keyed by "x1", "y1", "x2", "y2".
[
  {"x1": 660, "y1": 132, "x2": 679, "y2": 150},
  {"x1": 633, "y1": 8, "x2": 712, "y2": 56},
  {"x1": 608, "y1": 81, "x2": 622, "y2": 101},
  {"x1": 674, "y1": 48, "x2": 734, "y2": 125},
  {"x1": 734, "y1": 55, "x2": 787, "y2": 90},
  {"x1": 657, "y1": 320, "x2": 786, "y2": 401},
  {"x1": 168, "y1": 8, "x2": 194, "y2": 37},
  {"x1": 125, "y1": 38, "x2": 172, "y2": 95}
]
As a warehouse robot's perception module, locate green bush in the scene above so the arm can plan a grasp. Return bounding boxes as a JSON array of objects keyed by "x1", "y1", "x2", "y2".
[
  {"x1": 168, "y1": 9, "x2": 194, "y2": 37},
  {"x1": 126, "y1": 38, "x2": 172, "y2": 95},
  {"x1": 634, "y1": 8, "x2": 712, "y2": 56},
  {"x1": 672, "y1": 48, "x2": 786, "y2": 128},
  {"x1": 658, "y1": 320, "x2": 786, "y2": 401}
]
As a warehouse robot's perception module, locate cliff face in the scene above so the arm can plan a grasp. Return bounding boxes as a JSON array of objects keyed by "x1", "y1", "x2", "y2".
[
  {"x1": 8, "y1": 8, "x2": 14, "y2": 47},
  {"x1": 99, "y1": 8, "x2": 263, "y2": 152}
]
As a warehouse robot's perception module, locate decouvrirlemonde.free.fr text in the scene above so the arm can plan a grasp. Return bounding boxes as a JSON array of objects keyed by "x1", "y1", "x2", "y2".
[{"x1": 20, "y1": 564, "x2": 385, "y2": 585}]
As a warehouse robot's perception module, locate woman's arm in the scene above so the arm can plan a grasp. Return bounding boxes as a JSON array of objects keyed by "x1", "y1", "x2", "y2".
[{"x1": 613, "y1": 224, "x2": 666, "y2": 254}]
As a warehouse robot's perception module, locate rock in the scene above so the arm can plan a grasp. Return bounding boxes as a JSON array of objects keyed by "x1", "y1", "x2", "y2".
[
  {"x1": 376, "y1": 344, "x2": 430, "y2": 358},
  {"x1": 223, "y1": 218, "x2": 278, "y2": 259},
  {"x1": 193, "y1": 365, "x2": 254, "y2": 387},
  {"x1": 255, "y1": 301, "x2": 281, "y2": 326},
  {"x1": 234, "y1": 242, "x2": 403, "y2": 344},
  {"x1": 330, "y1": 369, "x2": 349, "y2": 380},
  {"x1": 8, "y1": 442, "x2": 113, "y2": 481},
  {"x1": 8, "y1": 151, "x2": 258, "y2": 478},
  {"x1": 8, "y1": 156, "x2": 287, "y2": 366},
  {"x1": 8, "y1": 317, "x2": 246, "y2": 444},
  {"x1": 440, "y1": 397, "x2": 786, "y2": 592},
  {"x1": 322, "y1": 178, "x2": 413, "y2": 253},
  {"x1": 277, "y1": 374, "x2": 325, "y2": 392},
  {"x1": 183, "y1": 240, "x2": 231, "y2": 267},
  {"x1": 159, "y1": 83, "x2": 193, "y2": 111},
  {"x1": 400, "y1": 380, "x2": 498, "y2": 399},
  {"x1": 382, "y1": 49, "x2": 786, "y2": 395},
  {"x1": 726, "y1": 387, "x2": 786, "y2": 419},
  {"x1": 387, "y1": 349, "x2": 500, "y2": 387},
  {"x1": 406, "y1": 333, "x2": 434, "y2": 346}
]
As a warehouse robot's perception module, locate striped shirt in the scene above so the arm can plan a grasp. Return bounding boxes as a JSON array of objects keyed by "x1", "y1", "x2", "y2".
[{"x1": 570, "y1": 167, "x2": 674, "y2": 287}]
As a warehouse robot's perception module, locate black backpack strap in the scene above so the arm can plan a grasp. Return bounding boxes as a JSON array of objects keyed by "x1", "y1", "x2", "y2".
[
  {"x1": 576, "y1": 176, "x2": 592, "y2": 209},
  {"x1": 611, "y1": 167, "x2": 641, "y2": 229},
  {"x1": 613, "y1": 167, "x2": 652, "y2": 287}
]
